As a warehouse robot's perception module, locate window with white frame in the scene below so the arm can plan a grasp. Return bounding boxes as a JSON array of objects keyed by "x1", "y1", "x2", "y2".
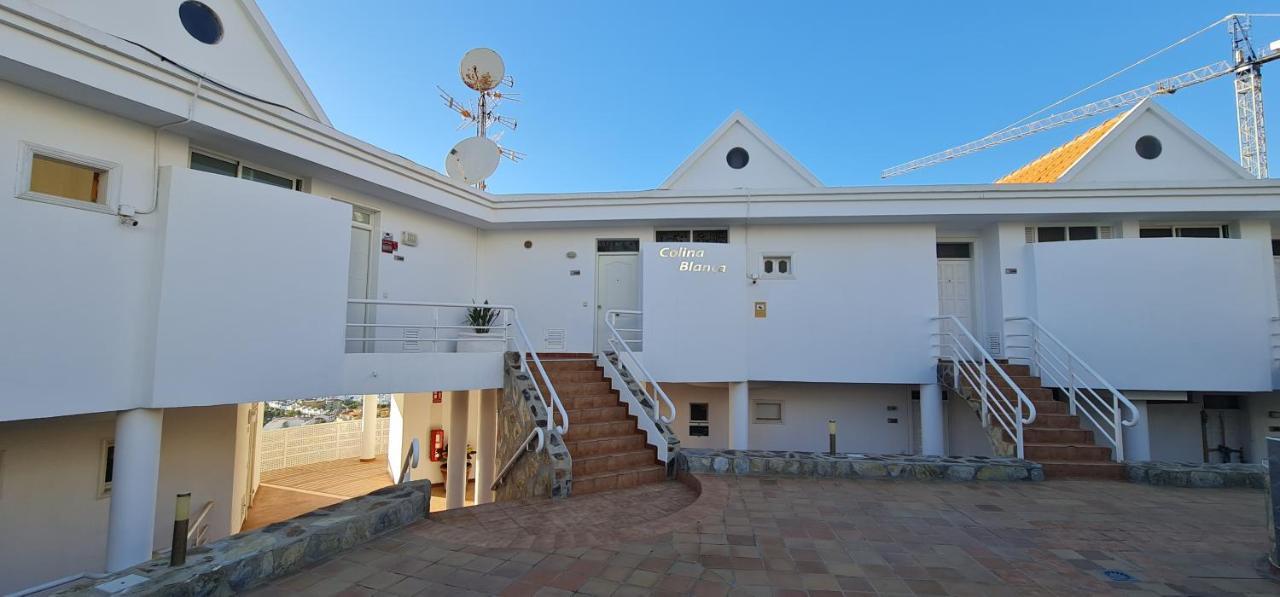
[
  {"x1": 655, "y1": 229, "x2": 729, "y2": 243},
  {"x1": 17, "y1": 143, "x2": 120, "y2": 214},
  {"x1": 98, "y1": 440, "x2": 114, "y2": 498},
  {"x1": 760, "y1": 254, "x2": 793, "y2": 279},
  {"x1": 190, "y1": 150, "x2": 303, "y2": 191},
  {"x1": 752, "y1": 400, "x2": 783, "y2": 424},
  {"x1": 1139, "y1": 224, "x2": 1231, "y2": 239},
  {"x1": 688, "y1": 402, "x2": 709, "y2": 437},
  {"x1": 1025, "y1": 225, "x2": 1113, "y2": 243}
]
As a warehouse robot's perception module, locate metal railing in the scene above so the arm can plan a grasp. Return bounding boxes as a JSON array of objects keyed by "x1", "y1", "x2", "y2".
[
  {"x1": 1004, "y1": 316, "x2": 1140, "y2": 462},
  {"x1": 604, "y1": 310, "x2": 675, "y2": 424},
  {"x1": 345, "y1": 300, "x2": 567, "y2": 436},
  {"x1": 932, "y1": 316, "x2": 1037, "y2": 458},
  {"x1": 398, "y1": 437, "x2": 421, "y2": 483},
  {"x1": 1271, "y1": 317, "x2": 1280, "y2": 367},
  {"x1": 492, "y1": 428, "x2": 544, "y2": 490}
]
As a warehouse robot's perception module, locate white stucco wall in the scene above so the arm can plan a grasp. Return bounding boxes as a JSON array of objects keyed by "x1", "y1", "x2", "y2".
[
  {"x1": 1068, "y1": 108, "x2": 1249, "y2": 183},
  {"x1": 664, "y1": 383, "x2": 731, "y2": 450},
  {"x1": 1146, "y1": 400, "x2": 1206, "y2": 463},
  {"x1": 743, "y1": 383, "x2": 913, "y2": 453},
  {"x1": 1246, "y1": 392, "x2": 1280, "y2": 463},
  {"x1": 1030, "y1": 238, "x2": 1276, "y2": 391}
]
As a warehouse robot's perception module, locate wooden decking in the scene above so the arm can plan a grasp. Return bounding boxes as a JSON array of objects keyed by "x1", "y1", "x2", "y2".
[{"x1": 243, "y1": 456, "x2": 393, "y2": 531}]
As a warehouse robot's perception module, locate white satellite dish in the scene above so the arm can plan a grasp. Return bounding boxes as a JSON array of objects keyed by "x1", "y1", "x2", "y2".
[
  {"x1": 460, "y1": 48, "x2": 505, "y2": 91},
  {"x1": 445, "y1": 136, "x2": 501, "y2": 185}
]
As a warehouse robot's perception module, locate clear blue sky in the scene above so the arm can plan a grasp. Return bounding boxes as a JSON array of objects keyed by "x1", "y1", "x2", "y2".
[{"x1": 258, "y1": 2, "x2": 1280, "y2": 193}]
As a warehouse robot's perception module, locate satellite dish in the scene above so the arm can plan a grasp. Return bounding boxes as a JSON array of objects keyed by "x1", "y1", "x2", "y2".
[
  {"x1": 445, "y1": 136, "x2": 501, "y2": 185},
  {"x1": 460, "y1": 48, "x2": 505, "y2": 91}
]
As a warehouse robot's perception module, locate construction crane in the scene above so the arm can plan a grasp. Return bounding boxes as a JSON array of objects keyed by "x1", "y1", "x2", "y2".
[{"x1": 881, "y1": 14, "x2": 1280, "y2": 180}]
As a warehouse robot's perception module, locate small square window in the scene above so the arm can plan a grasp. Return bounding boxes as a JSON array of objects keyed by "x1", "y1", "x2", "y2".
[
  {"x1": 597, "y1": 239, "x2": 640, "y2": 253},
  {"x1": 190, "y1": 151, "x2": 238, "y2": 177},
  {"x1": 760, "y1": 255, "x2": 793, "y2": 279},
  {"x1": 688, "y1": 424, "x2": 710, "y2": 437},
  {"x1": 752, "y1": 401, "x2": 783, "y2": 424},
  {"x1": 692, "y1": 229, "x2": 729, "y2": 243},
  {"x1": 690, "y1": 402, "x2": 709, "y2": 422},
  {"x1": 1068, "y1": 226, "x2": 1098, "y2": 241},
  {"x1": 1139, "y1": 227, "x2": 1173, "y2": 238},
  {"x1": 1036, "y1": 227, "x2": 1066, "y2": 242},
  {"x1": 18, "y1": 144, "x2": 119, "y2": 214},
  {"x1": 656, "y1": 230, "x2": 691, "y2": 242}
]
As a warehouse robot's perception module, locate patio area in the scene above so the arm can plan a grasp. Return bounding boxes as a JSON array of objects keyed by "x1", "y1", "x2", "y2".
[{"x1": 248, "y1": 476, "x2": 1275, "y2": 596}]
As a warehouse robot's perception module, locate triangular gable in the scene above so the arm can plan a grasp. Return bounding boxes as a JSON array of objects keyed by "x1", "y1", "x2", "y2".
[
  {"x1": 997, "y1": 99, "x2": 1250, "y2": 184},
  {"x1": 32, "y1": 0, "x2": 329, "y2": 124},
  {"x1": 661, "y1": 111, "x2": 821, "y2": 190},
  {"x1": 1058, "y1": 99, "x2": 1251, "y2": 183}
]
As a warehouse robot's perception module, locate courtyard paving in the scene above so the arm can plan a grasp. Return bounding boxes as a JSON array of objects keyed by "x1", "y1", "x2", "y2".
[{"x1": 249, "y1": 475, "x2": 1275, "y2": 596}]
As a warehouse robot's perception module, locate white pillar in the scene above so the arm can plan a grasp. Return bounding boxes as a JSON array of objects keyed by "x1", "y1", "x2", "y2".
[
  {"x1": 728, "y1": 382, "x2": 749, "y2": 450},
  {"x1": 105, "y1": 408, "x2": 164, "y2": 572},
  {"x1": 474, "y1": 389, "x2": 497, "y2": 505},
  {"x1": 360, "y1": 394, "x2": 379, "y2": 461},
  {"x1": 920, "y1": 384, "x2": 945, "y2": 456},
  {"x1": 1121, "y1": 401, "x2": 1152, "y2": 462},
  {"x1": 445, "y1": 391, "x2": 470, "y2": 510}
]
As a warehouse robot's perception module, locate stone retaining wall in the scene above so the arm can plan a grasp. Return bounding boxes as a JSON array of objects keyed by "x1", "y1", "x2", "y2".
[
  {"x1": 55, "y1": 481, "x2": 430, "y2": 596},
  {"x1": 1127, "y1": 461, "x2": 1267, "y2": 489},
  {"x1": 495, "y1": 352, "x2": 571, "y2": 501},
  {"x1": 682, "y1": 449, "x2": 1044, "y2": 482}
]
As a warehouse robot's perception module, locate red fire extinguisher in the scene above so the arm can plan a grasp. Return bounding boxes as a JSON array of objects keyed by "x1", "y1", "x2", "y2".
[{"x1": 428, "y1": 429, "x2": 445, "y2": 462}]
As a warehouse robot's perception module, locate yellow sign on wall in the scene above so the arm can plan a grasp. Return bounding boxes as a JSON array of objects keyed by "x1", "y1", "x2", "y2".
[{"x1": 754, "y1": 301, "x2": 767, "y2": 318}]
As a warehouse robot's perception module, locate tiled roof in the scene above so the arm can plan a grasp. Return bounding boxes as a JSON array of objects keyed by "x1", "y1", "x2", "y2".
[{"x1": 995, "y1": 112, "x2": 1126, "y2": 184}]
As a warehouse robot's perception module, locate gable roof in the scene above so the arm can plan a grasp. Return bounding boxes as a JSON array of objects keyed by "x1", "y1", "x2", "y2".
[
  {"x1": 660, "y1": 111, "x2": 821, "y2": 189},
  {"x1": 241, "y1": 0, "x2": 330, "y2": 125},
  {"x1": 996, "y1": 112, "x2": 1126, "y2": 183},
  {"x1": 996, "y1": 99, "x2": 1252, "y2": 184}
]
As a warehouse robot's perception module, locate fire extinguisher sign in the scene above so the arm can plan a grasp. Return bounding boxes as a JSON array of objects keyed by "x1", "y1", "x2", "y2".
[{"x1": 432, "y1": 391, "x2": 443, "y2": 403}]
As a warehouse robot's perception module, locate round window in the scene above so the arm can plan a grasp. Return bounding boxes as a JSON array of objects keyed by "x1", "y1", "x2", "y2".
[
  {"x1": 726, "y1": 147, "x2": 749, "y2": 169},
  {"x1": 179, "y1": 1, "x2": 223, "y2": 45},
  {"x1": 1135, "y1": 135, "x2": 1162, "y2": 160}
]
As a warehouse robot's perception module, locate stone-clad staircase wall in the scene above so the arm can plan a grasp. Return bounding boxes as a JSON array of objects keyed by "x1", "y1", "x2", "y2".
[{"x1": 495, "y1": 352, "x2": 572, "y2": 501}]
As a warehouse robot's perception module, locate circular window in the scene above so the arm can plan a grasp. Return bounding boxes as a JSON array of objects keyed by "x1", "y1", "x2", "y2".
[
  {"x1": 179, "y1": 1, "x2": 223, "y2": 45},
  {"x1": 1135, "y1": 135, "x2": 1162, "y2": 160},
  {"x1": 726, "y1": 147, "x2": 750, "y2": 169}
]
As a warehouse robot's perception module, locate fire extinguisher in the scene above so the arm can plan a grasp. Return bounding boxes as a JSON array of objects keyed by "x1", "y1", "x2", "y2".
[{"x1": 428, "y1": 429, "x2": 445, "y2": 462}]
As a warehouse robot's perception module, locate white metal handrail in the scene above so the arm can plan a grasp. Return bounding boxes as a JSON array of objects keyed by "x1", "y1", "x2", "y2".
[
  {"x1": 398, "y1": 437, "x2": 421, "y2": 483},
  {"x1": 492, "y1": 428, "x2": 544, "y2": 490},
  {"x1": 604, "y1": 309, "x2": 675, "y2": 424},
  {"x1": 346, "y1": 300, "x2": 567, "y2": 437},
  {"x1": 1004, "y1": 316, "x2": 1139, "y2": 462},
  {"x1": 931, "y1": 316, "x2": 1037, "y2": 459}
]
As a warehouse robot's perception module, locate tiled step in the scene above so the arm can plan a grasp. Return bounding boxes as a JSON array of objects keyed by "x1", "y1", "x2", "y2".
[
  {"x1": 564, "y1": 434, "x2": 649, "y2": 458},
  {"x1": 562, "y1": 420, "x2": 637, "y2": 442},
  {"x1": 572, "y1": 465, "x2": 667, "y2": 496},
  {"x1": 1030, "y1": 399, "x2": 1068, "y2": 414},
  {"x1": 565, "y1": 405, "x2": 630, "y2": 424},
  {"x1": 552, "y1": 381, "x2": 614, "y2": 397},
  {"x1": 989, "y1": 363, "x2": 1031, "y2": 377},
  {"x1": 540, "y1": 360, "x2": 599, "y2": 372},
  {"x1": 1023, "y1": 427, "x2": 1094, "y2": 444},
  {"x1": 1026, "y1": 413, "x2": 1082, "y2": 428},
  {"x1": 960, "y1": 382, "x2": 1052, "y2": 403},
  {"x1": 1040, "y1": 461, "x2": 1128, "y2": 480},
  {"x1": 571, "y1": 449, "x2": 657, "y2": 476},
  {"x1": 532, "y1": 352, "x2": 594, "y2": 359},
  {"x1": 992, "y1": 375, "x2": 1044, "y2": 390},
  {"x1": 539, "y1": 370, "x2": 606, "y2": 384},
  {"x1": 559, "y1": 394, "x2": 622, "y2": 411},
  {"x1": 1025, "y1": 443, "x2": 1113, "y2": 462}
]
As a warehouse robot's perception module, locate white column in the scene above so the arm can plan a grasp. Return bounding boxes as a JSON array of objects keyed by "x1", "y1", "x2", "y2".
[
  {"x1": 920, "y1": 384, "x2": 945, "y2": 456},
  {"x1": 360, "y1": 394, "x2": 379, "y2": 461},
  {"x1": 728, "y1": 382, "x2": 749, "y2": 450},
  {"x1": 474, "y1": 389, "x2": 498, "y2": 505},
  {"x1": 445, "y1": 391, "x2": 470, "y2": 510},
  {"x1": 1121, "y1": 401, "x2": 1152, "y2": 462},
  {"x1": 105, "y1": 408, "x2": 164, "y2": 572}
]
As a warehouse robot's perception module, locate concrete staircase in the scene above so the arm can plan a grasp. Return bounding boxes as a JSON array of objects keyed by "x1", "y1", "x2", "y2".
[
  {"x1": 987, "y1": 363, "x2": 1127, "y2": 480},
  {"x1": 536, "y1": 354, "x2": 666, "y2": 495}
]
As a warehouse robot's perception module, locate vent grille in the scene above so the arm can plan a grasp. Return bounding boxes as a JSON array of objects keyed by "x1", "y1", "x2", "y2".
[
  {"x1": 544, "y1": 328, "x2": 566, "y2": 351},
  {"x1": 1024, "y1": 226, "x2": 1036, "y2": 243},
  {"x1": 987, "y1": 333, "x2": 1002, "y2": 355},
  {"x1": 402, "y1": 328, "x2": 421, "y2": 352}
]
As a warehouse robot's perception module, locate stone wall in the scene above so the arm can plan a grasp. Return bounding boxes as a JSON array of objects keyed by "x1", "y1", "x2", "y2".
[
  {"x1": 54, "y1": 482, "x2": 429, "y2": 596},
  {"x1": 681, "y1": 449, "x2": 1044, "y2": 482},
  {"x1": 1127, "y1": 461, "x2": 1267, "y2": 489},
  {"x1": 495, "y1": 352, "x2": 572, "y2": 501}
]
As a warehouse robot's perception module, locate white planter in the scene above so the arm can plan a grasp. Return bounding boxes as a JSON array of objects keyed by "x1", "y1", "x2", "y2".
[{"x1": 456, "y1": 331, "x2": 507, "y2": 353}]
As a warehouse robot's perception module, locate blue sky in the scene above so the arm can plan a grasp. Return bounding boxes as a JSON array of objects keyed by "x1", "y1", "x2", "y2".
[{"x1": 259, "y1": 2, "x2": 1280, "y2": 193}]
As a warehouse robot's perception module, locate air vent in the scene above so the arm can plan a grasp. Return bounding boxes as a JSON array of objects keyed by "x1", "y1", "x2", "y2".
[
  {"x1": 544, "y1": 328, "x2": 566, "y2": 351},
  {"x1": 987, "y1": 333, "x2": 1002, "y2": 355},
  {"x1": 1099, "y1": 225, "x2": 1114, "y2": 239},
  {"x1": 1024, "y1": 226, "x2": 1036, "y2": 243},
  {"x1": 402, "y1": 328, "x2": 421, "y2": 352}
]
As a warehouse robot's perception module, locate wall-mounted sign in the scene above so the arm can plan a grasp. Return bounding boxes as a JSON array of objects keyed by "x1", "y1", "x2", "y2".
[
  {"x1": 381, "y1": 232, "x2": 399, "y2": 254},
  {"x1": 658, "y1": 246, "x2": 727, "y2": 273},
  {"x1": 432, "y1": 391, "x2": 443, "y2": 403},
  {"x1": 754, "y1": 301, "x2": 767, "y2": 318}
]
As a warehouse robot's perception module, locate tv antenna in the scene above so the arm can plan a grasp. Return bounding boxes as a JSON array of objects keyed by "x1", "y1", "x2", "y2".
[{"x1": 440, "y1": 48, "x2": 524, "y2": 189}]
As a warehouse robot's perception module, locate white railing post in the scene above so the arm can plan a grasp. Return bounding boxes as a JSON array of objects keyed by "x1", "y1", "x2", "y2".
[
  {"x1": 980, "y1": 360, "x2": 990, "y2": 427},
  {"x1": 1067, "y1": 353, "x2": 1077, "y2": 416},
  {"x1": 432, "y1": 307, "x2": 440, "y2": 353},
  {"x1": 1112, "y1": 394, "x2": 1124, "y2": 462}
]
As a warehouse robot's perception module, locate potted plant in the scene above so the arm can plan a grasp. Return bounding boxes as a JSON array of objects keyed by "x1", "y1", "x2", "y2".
[
  {"x1": 436, "y1": 443, "x2": 476, "y2": 479},
  {"x1": 457, "y1": 300, "x2": 507, "y2": 352}
]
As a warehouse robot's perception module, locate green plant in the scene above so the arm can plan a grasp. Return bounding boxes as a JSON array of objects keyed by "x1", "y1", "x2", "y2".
[{"x1": 466, "y1": 300, "x2": 499, "y2": 334}]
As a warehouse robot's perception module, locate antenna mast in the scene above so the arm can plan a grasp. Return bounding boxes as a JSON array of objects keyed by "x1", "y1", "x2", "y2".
[{"x1": 439, "y1": 48, "x2": 524, "y2": 189}]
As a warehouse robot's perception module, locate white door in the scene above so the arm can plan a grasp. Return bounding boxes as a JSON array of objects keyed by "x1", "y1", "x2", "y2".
[
  {"x1": 596, "y1": 253, "x2": 640, "y2": 352},
  {"x1": 346, "y1": 219, "x2": 374, "y2": 353},
  {"x1": 937, "y1": 255, "x2": 975, "y2": 355}
]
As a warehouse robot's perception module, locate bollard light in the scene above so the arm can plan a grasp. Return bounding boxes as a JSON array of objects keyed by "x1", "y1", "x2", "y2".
[
  {"x1": 170, "y1": 493, "x2": 191, "y2": 567},
  {"x1": 828, "y1": 419, "x2": 837, "y2": 455}
]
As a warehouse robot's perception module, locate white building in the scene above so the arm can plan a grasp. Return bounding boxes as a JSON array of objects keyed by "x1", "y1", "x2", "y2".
[{"x1": 2, "y1": 0, "x2": 1280, "y2": 592}]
